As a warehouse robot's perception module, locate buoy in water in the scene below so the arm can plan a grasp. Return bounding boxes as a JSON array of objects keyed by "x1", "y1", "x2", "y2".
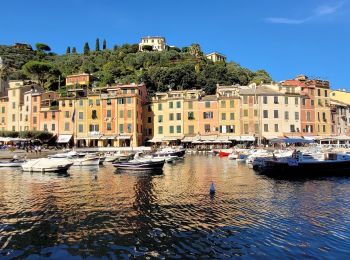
[{"x1": 210, "y1": 182, "x2": 215, "y2": 195}]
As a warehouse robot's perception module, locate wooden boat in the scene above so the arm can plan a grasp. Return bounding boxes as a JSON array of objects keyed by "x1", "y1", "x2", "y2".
[{"x1": 22, "y1": 158, "x2": 73, "y2": 173}]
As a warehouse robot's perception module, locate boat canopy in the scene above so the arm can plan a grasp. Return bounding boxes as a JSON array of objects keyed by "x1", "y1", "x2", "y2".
[{"x1": 57, "y1": 134, "x2": 72, "y2": 143}]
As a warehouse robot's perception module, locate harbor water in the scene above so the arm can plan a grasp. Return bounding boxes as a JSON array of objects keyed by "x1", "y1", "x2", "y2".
[{"x1": 1, "y1": 155, "x2": 350, "y2": 258}]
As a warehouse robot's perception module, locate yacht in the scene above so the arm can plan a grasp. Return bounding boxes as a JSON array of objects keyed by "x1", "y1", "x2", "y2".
[{"x1": 22, "y1": 158, "x2": 73, "y2": 173}]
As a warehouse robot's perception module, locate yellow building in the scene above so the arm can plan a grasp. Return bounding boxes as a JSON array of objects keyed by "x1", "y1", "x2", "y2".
[
  {"x1": 206, "y1": 52, "x2": 227, "y2": 63},
  {"x1": 139, "y1": 36, "x2": 166, "y2": 52},
  {"x1": 331, "y1": 89, "x2": 350, "y2": 105},
  {"x1": 0, "y1": 96, "x2": 7, "y2": 131},
  {"x1": 217, "y1": 85, "x2": 240, "y2": 140}
]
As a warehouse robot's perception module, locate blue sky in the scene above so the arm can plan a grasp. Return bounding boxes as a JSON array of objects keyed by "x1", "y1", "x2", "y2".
[{"x1": 1, "y1": 0, "x2": 350, "y2": 89}]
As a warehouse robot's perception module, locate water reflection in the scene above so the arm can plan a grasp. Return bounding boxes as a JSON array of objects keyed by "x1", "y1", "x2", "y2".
[{"x1": 0, "y1": 155, "x2": 350, "y2": 258}]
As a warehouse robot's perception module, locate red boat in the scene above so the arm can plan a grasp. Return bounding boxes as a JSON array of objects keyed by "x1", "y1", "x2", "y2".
[{"x1": 219, "y1": 149, "x2": 232, "y2": 157}]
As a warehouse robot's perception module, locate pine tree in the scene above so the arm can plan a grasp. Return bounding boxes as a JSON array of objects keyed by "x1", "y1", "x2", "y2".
[
  {"x1": 72, "y1": 47, "x2": 77, "y2": 54},
  {"x1": 103, "y1": 39, "x2": 107, "y2": 50},
  {"x1": 83, "y1": 42, "x2": 90, "y2": 55},
  {"x1": 95, "y1": 38, "x2": 100, "y2": 52},
  {"x1": 66, "y1": 46, "x2": 71, "y2": 54}
]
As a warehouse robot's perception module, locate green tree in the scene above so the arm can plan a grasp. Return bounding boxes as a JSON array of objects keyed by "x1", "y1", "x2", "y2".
[
  {"x1": 95, "y1": 38, "x2": 100, "y2": 52},
  {"x1": 83, "y1": 42, "x2": 90, "y2": 55},
  {"x1": 189, "y1": 44, "x2": 203, "y2": 57},
  {"x1": 103, "y1": 39, "x2": 107, "y2": 50},
  {"x1": 72, "y1": 47, "x2": 77, "y2": 54},
  {"x1": 22, "y1": 61, "x2": 53, "y2": 86},
  {"x1": 66, "y1": 46, "x2": 71, "y2": 54},
  {"x1": 35, "y1": 43, "x2": 51, "y2": 52}
]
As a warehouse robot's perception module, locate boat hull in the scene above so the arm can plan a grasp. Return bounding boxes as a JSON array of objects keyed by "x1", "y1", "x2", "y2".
[
  {"x1": 113, "y1": 160, "x2": 165, "y2": 172},
  {"x1": 257, "y1": 160, "x2": 350, "y2": 177}
]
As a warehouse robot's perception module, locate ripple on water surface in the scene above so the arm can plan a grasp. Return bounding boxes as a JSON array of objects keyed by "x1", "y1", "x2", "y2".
[{"x1": 1, "y1": 155, "x2": 350, "y2": 258}]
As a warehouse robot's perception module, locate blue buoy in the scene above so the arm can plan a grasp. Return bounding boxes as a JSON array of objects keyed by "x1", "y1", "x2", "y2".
[{"x1": 210, "y1": 182, "x2": 215, "y2": 195}]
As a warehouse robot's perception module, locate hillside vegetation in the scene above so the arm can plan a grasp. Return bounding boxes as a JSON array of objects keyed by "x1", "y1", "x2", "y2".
[{"x1": 0, "y1": 41, "x2": 272, "y2": 95}]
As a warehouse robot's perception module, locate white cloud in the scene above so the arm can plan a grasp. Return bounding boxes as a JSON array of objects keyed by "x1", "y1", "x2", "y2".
[{"x1": 265, "y1": 1, "x2": 345, "y2": 25}]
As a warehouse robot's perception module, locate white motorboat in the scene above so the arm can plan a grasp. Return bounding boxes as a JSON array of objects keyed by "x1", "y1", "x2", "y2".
[
  {"x1": 0, "y1": 158, "x2": 26, "y2": 167},
  {"x1": 22, "y1": 158, "x2": 73, "y2": 172},
  {"x1": 154, "y1": 147, "x2": 186, "y2": 158},
  {"x1": 70, "y1": 156, "x2": 100, "y2": 166},
  {"x1": 104, "y1": 151, "x2": 132, "y2": 162}
]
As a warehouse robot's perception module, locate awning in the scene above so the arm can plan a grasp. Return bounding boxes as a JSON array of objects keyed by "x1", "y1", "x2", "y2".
[
  {"x1": 216, "y1": 136, "x2": 229, "y2": 141},
  {"x1": 264, "y1": 135, "x2": 279, "y2": 140},
  {"x1": 192, "y1": 140, "x2": 203, "y2": 144},
  {"x1": 148, "y1": 138, "x2": 162, "y2": 143},
  {"x1": 101, "y1": 135, "x2": 117, "y2": 140},
  {"x1": 57, "y1": 134, "x2": 72, "y2": 143},
  {"x1": 228, "y1": 136, "x2": 241, "y2": 141},
  {"x1": 162, "y1": 136, "x2": 182, "y2": 141},
  {"x1": 118, "y1": 135, "x2": 131, "y2": 140},
  {"x1": 182, "y1": 136, "x2": 194, "y2": 142},
  {"x1": 239, "y1": 136, "x2": 255, "y2": 141},
  {"x1": 335, "y1": 135, "x2": 350, "y2": 141},
  {"x1": 200, "y1": 135, "x2": 217, "y2": 141},
  {"x1": 303, "y1": 136, "x2": 318, "y2": 141}
]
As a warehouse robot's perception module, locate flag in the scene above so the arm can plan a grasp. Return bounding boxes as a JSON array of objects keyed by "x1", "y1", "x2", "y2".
[{"x1": 71, "y1": 109, "x2": 75, "y2": 122}]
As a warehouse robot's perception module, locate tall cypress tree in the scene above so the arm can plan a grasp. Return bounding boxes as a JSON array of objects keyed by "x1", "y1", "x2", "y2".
[
  {"x1": 72, "y1": 47, "x2": 77, "y2": 54},
  {"x1": 66, "y1": 46, "x2": 71, "y2": 54},
  {"x1": 95, "y1": 38, "x2": 100, "y2": 51},
  {"x1": 83, "y1": 42, "x2": 90, "y2": 55},
  {"x1": 103, "y1": 39, "x2": 107, "y2": 50}
]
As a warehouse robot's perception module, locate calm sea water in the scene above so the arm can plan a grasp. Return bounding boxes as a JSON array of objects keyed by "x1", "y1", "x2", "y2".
[{"x1": 1, "y1": 155, "x2": 350, "y2": 259}]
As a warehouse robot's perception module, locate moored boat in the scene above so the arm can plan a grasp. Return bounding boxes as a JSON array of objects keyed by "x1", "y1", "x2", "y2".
[
  {"x1": 22, "y1": 158, "x2": 73, "y2": 173},
  {"x1": 0, "y1": 158, "x2": 26, "y2": 167}
]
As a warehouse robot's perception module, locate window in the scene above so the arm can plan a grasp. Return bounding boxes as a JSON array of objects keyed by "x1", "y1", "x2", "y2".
[
  {"x1": 188, "y1": 101, "x2": 193, "y2": 109},
  {"x1": 127, "y1": 98, "x2": 132, "y2": 104},
  {"x1": 119, "y1": 124, "x2": 124, "y2": 133},
  {"x1": 254, "y1": 110, "x2": 258, "y2": 117},
  {"x1": 147, "y1": 117, "x2": 152, "y2": 123},
  {"x1": 107, "y1": 123, "x2": 112, "y2": 131},
  {"x1": 89, "y1": 99, "x2": 93, "y2": 106},
  {"x1": 169, "y1": 102, "x2": 173, "y2": 109},
  {"x1": 106, "y1": 110, "x2": 111, "y2": 118},
  {"x1": 169, "y1": 113, "x2": 174, "y2": 121},
  {"x1": 119, "y1": 110, "x2": 124, "y2": 118},
  {"x1": 65, "y1": 111, "x2": 70, "y2": 118},
  {"x1": 79, "y1": 124, "x2": 83, "y2": 133},
  {"x1": 12, "y1": 114, "x2": 15, "y2": 122},
  {"x1": 263, "y1": 110, "x2": 268, "y2": 118},
  {"x1": 131, "y1": 89, "x2": 135, "y2": 94},
  {"x1": 230, "y1": 100, "x2": 234, "y2": 108},
  {"x1": 254, "y1": 124, "x2": 259, "y2": 133},
  {"x1": 118, "y1": 98, "x2": 125, "y2": 104},
  {"x1": 188, "y1": 125, "x2": 194, "y2": 134},
  {"x1": 203, "y1": 112, "x2": 213, "y2": 119},
  {"x1": 244, "y1": 124, "x2": 249, "y2": 134},
  {"x1": 274, "y1": 124, "x2": 279, "y2": 132},
  {"x1": 290, "y1": 125, "x2": 295, "y2": 132},
  {"x1": 52, "y1": 112, "x2": 56, "y2": 119},
  {"x1": 158, "y1": 103, "x2": 162, "y2": 111},
  {"x1": 205, "y1": 101, "x2": 210, "y2": 108},
  {"x1": 285, "y1": 111, "x2": 289, "y2": 120},
  {"x1": 158, "y1": 115, "x2": 163, "y2": 123},
  {"x1": 221, "y1": 101, "x2": 226, "y2": 108},
  {"x1": 243, "y1": 109, "x2": 248, "y2": 117},
  {"x1": 65, "y1": 122, "x2": 70, "y2": 131},
  {"x1": 295, "y1": 97, "x2": 299, "y2": 105},
  {"x1": 148, "y1": 106, "x2": 152, "y2": 112},
  {"x1": 264, "y1": 124, "x2": 268, "y2": 132},
  {"x1": 33, "y1": 116, "x2": 36, "y2": 124},
  {"x1": 127, "y1": 124, "x2": 132, "y2": 133},
  {"x1": 33, "y1": 106, "x2": 37, "y2": 112},
  {"x1": 79, "y1": 99, "x2": 84, "y2": 106},
  {"x1": 79, "y1": 112, "x2": 84, "y2": 120},
  {"x1": 107, "y1": 99, "x2": 112, "y2": 105},
  {"x1": 92, "y1": 110, "x2": 97, "y2": 119},
  {"x1": 302, "y1": 99, "x2": 306, "y2": 106},
  {"x1": 96, "y1": 99, "x2": 100, "y2": 106},
  {"x1": 176, "y1": 125, "x2": 181, "y2": 133},
  {"x1": 311, "y1": 100, "x2": 314, "y2": 106},
  {"x1": 323, "y1": 112, "x2": 326, "y2": 122},
  {"x1": 158, "y1": 126, "x2": 163, "y2": 134},
  {"x1": 1, "y1": 107, "x2": 4, "y2": 113},
  {"x1": 274, "y1": 110, "x2": 278, "y2": 119},
  {"x1": 295, "y1": 112, "x2": 299, "y2": 120},
  {"x1": 44, "y1": 112, "x2": 47, "y2": 119},
  {"x1": 148, "y1": 128, "x2": 152, "y2": 135},
  {"x1": 221, "y1": 113, "x2": 226, "y2": 120},
  {"x1": 274, "y1": 96, "x2": 278, "y2": 104},
  {"x1": 176, "y1": 113, "x2": 181, "y2": 120},
  {"x1": 243, "y1": 96, "x2": 248, "y2": 104},
  {"x1": 323, "y1": 125, "x2": 326, "y2": 132},
  {"x1": 325, "y1": 90, "x2": 328, "y2": 97},
  {"x1": 52, "y1": 124, "x2": 55, "y2": 131},
  {"x1": 204, "y1": 124, "x2": 211, "y2": 132},
  {"x1": 188, "y1": 112, "x2": 194, "y2": 120},
  {"x1": 12, "y1": 102, "x2": 16, "y2": 109},
  {"x1": 317, "y1": 89, "x2": 321, "y2": 96},
  {"x1": 230, "y1": 113, "x2": 234, "y2": 120},
  {"x1": 44, "y1": 124, "x2": 48, "y2": 131},
  {"x1": 127, "y1": 110, "x2": 132, "y2": 118},
  {"x1": 285, "y1": 97, "x2": 288, "y2": 105},
  {"x1": 33, "y1": 96, "x2": 37, "y2": 102},
  {"x1": 169, "y1": 126, "x2": 174, "y2": 133},
  {"x1": 263, "y1": 96, "x2": 267, "y2": 104}
]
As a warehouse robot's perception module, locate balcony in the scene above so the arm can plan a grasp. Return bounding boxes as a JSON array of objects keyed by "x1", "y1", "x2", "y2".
[{"x1": 88, "y1": 131, "x2": 100, "y2": 136}]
